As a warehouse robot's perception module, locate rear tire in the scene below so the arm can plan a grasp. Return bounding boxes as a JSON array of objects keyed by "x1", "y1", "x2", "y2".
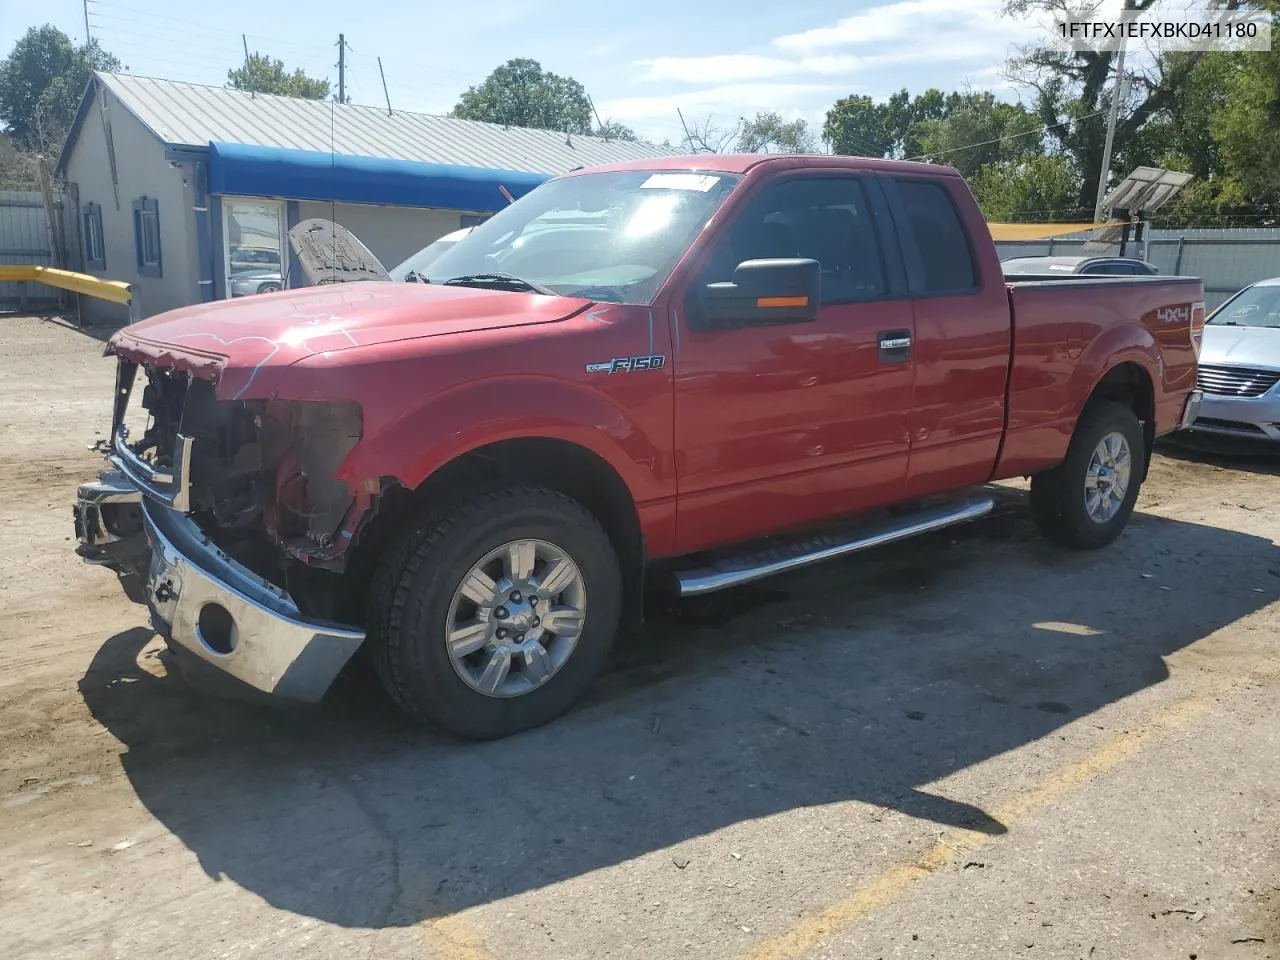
[
  {"x1": 367, "y1": 487, "x2": 622, "y2": 740},
  {"x1": 1029, "y1": 400, "x2": 1145, "y2": 550}
]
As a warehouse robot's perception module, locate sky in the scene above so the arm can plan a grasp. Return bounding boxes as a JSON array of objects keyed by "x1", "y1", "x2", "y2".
[{"x1": 0, "y1": 0, "x2": 1060, "y2": 146}]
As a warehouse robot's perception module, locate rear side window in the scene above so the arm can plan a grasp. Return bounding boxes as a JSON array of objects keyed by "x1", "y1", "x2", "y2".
[{"x1": 894, "y1": 179, "x2": 977, "y2": 294}]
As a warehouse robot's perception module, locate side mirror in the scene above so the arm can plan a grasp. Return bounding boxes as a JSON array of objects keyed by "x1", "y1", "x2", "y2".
[{"x1": 700, "y1": 258, "x2": 821, "y2": 328}]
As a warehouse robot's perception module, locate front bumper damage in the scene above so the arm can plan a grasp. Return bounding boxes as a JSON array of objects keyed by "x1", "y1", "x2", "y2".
[
  {"x1": 74, "y1": 468, "x2": 364, "y2": 701},
  {"x1": 73, "y1": 375, "x2": 366, "y2": 702}
]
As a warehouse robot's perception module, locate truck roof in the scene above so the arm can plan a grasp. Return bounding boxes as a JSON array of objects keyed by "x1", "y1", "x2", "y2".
[{"x1": 559, "y1": 153, "x2": 963, "y2": 179}]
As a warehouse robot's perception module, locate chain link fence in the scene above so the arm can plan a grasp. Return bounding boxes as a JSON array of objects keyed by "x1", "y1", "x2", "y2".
[{"x1": 996, "y1": 227, "x2": 1280, "y2": 309}]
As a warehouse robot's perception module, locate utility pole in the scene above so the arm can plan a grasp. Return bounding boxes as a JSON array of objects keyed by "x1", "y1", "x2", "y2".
[
  {"x1": 242, "y1": 34, "x2": 254, "y2": 99},
  {"x1": 377, "y1": 57, "x2": 391, "y2": 116},
  {"x1": 83, "y1": 0, "x2": 92, "y2": 44},
  {"x1": 1094, "y1": 0, "x2": 1135, "y2": 222},
  {"x1": 337, "y1": 34, "x2": 346, "y2": 104}
]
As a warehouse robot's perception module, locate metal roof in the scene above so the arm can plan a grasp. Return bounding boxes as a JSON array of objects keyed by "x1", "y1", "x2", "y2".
[{"x1": 93, "y1": 72, "x2": 678, "y2": 175}]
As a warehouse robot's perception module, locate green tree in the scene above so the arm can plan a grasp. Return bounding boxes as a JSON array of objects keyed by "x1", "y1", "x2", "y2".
[
  {"x1": 736, "y1": 111, "x2": 817, "y2": 153},
  {"x1": 1210, "y1": 43, "x2": 1280, "y2": 209},
  {"x1": 0, "y1": 132, "x2": 39, "y2": 187},
  {"x1": 968, "y1": 153, "x2": 1084, "y2": 221},
  {"x1": 453, "y1": 58, "x2": 593, "y2": 134},
  {"x1": 914, "y1": 91, "x2": 1043, "y2": 178},
  {"x1": 0, "y1": 25, "x2": 119, "y2": 151},
  {"x1": 227, "y1": 53, "x2": 330, "y2": 99},
  {"x1": 999, "y1": 0, "x2": 1274, "y2": 212},
  {"x1": 823, "y1": 89, "x2": 948, "y2": 158},
  {"x1": 594, "y1": 118, "x2": 638, "y2": 141}
]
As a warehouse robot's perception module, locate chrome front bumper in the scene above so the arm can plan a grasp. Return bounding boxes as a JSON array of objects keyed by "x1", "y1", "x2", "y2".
[
  {"x1": 74, "y1": 470, "x2": 365, "y2": 703},
  {"x1": 1184, "y1": 387, "x2": 1280, "y2": 442},
  {"x1": 1179, "y1": 388, "x2": 1204, "y2": 431}
]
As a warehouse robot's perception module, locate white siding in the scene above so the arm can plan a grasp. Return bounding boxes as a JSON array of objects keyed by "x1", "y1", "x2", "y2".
[{"x1": 62, "y1": 84, "x2": 198, "y2": 324}]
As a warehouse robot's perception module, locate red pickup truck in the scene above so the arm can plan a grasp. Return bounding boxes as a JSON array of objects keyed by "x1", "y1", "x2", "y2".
[{"x1": 74, "y1": 154, "x2": 1205, "y2": 740}]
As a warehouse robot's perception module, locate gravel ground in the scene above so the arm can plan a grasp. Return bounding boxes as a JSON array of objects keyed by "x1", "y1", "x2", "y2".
[{"x1": 1, "y1": 314, "x2": 1278, "y2": 960}]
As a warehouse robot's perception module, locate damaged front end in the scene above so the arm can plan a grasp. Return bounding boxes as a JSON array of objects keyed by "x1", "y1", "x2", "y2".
[{"x1": 73, "y1": 356, "x2": 371, "y2": 702}]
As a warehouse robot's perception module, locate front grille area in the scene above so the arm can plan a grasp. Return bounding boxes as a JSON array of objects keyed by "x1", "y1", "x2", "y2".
[{"x1": 1196, "y1": 364, "x2": 1280, "y2": 398}]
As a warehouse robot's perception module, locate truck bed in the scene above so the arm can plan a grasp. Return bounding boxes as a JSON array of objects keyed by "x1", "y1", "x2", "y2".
[{"x1": 995, "y1": 275, "x2": 1204, "y2": 479}]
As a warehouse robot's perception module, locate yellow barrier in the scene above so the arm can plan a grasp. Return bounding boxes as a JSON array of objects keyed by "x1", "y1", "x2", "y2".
[
  {"x1": 987, "y1": 220, "x2": 1127, "y2": 241},
  {"x1": 0, "y1": 265, "x2": 134, "y2": 306}
]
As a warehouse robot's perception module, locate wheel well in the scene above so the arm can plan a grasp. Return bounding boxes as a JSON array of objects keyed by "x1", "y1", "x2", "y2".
[
  {"x1": 344, "y1": 438, "x2": 645, "y2": 627},
  {"x1": 1090, "y1": 361, "x2": 1156, "y2": 475}
]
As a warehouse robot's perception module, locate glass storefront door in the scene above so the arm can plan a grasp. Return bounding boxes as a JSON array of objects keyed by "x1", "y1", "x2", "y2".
[{"x1": 223, "y1": 198, "x2": 286, "y2": 298}]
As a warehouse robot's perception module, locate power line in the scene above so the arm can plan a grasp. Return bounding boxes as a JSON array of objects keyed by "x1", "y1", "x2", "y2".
[
  {"x1": 89, "y1": 23, "x2": 334, "y2": 75},
  {"x1": 908, "y1": 110, "x2": 1109, "y2": 162},
  {"x1": 90, "y1": 1, "x2": 330, "y2": 57}
]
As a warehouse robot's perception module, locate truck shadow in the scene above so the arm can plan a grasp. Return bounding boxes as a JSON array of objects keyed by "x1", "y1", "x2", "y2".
[{"x1": 78, "y1": 485, "x2": 1280, "y2": 929}]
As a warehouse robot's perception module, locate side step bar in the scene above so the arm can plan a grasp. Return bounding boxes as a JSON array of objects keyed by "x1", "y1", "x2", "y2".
[{"x1": 674, "y1": 495, "x2": 995, "y2": 597}]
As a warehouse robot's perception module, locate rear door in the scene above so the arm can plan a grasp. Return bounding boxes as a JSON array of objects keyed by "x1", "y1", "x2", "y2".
[
  {"x1": 879, "y1": 175, "x2": 1014, "y2": 499},
  {"x1": 671, "y1": 172, "x2": 916, "y2": 552}
]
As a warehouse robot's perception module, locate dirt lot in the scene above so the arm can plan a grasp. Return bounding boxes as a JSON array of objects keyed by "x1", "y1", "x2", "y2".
[{"x1": 2, "y1": 314, "x2": 1279, "y2": 960}]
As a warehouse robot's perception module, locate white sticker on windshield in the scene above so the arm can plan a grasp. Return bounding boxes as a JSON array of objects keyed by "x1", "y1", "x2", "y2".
[{"x1": 640, "y1": 173, "x2": 721, "y2": 192}]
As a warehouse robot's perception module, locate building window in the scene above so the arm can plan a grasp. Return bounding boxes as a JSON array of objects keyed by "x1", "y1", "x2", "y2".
[
  {"x1": 82, "y1": 202, "x2": 105, "y2": 271},
  {"x1": 460, "y1": 214, "x2": 491, "y2": 229},
  {"x1": 133, "y1": 196, "x2": 162, "y2": 278}
]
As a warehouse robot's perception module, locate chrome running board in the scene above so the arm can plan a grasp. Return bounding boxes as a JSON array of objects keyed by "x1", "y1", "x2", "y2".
[{"x1": 674, "y1": 495, "x2": 995, "y2": 597}]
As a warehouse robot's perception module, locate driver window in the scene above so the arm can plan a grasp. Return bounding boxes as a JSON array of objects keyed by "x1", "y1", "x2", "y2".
[{"x1": 696, "y1": 177, "x2": 888, "y2": 304}]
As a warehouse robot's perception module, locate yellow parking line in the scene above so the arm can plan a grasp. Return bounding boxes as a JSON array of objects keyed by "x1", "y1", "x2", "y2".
[{"x1": 741, "y1": 671, "x2": 1250, "y2": 960}]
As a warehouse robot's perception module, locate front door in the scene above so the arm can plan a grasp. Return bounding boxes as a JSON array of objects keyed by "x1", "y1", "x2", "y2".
[{"x1": 671, "y1": 173, "x2": 916, "y2": 553}]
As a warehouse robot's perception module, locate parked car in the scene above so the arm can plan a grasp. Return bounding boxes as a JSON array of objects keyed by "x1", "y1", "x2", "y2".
[
  {"x1": 1001, "y1": 255, "x2": 1159, "y2": 278},
  {"x1": 73, "y1": 155, "x2": 1205, "y2": 740},
  {"x1": 228, "y1": 246, "x2": 281, "y2": 273},
  {"x1": 1180, "y1": 276, "x2": 1280, "y2": 442},
  {"x1": 228, "y1": 268, "x2": 282, "y2": 298}
]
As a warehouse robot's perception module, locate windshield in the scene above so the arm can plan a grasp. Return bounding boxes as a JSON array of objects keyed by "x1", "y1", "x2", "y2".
[
  {"x1": 421, "y1": 170, "x2": 742, "y2": 304},
  {"x1": 1208, "y1": 283, "x2": 1280, "y2": 328},
  {"x1": 388, "y1": 227, "x2": 474, "y2": 281}
]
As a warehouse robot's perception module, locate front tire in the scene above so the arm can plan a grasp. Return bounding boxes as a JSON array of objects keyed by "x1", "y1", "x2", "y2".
[
  {"x1": 1029, "y1": 400, "x2": 1145, "y2": 550},
  {"x1": 367, "y1": 487, "x2": 622, "y2": 740}
]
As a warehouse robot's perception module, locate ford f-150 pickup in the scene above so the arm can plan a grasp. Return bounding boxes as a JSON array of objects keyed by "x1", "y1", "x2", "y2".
[{"x1": 73, "y1": 154, "x2": 1206, "y2": 740}]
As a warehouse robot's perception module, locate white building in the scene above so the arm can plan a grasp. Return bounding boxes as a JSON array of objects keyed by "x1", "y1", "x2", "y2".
[{"x1": 55, "y1": 72, "x2": 675, "y2": 322}]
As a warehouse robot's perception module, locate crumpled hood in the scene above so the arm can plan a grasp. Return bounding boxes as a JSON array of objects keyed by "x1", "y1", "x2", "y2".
[
  {"x1": 109, "y1": 281, "x2": 590, "y2": 397},
  {"x1": 1200, "y1": 323, "x2": 1280, "y2": 369}
]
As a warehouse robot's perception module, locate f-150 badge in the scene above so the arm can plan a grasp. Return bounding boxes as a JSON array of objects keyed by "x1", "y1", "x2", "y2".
[{"x1": 585, "y1": 355, "x2": 666, "y2": 374}]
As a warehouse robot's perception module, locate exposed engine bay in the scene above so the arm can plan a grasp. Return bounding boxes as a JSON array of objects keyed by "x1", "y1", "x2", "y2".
[{"x1": 122, "y1": 362, "x2": 367, "y2": 593}]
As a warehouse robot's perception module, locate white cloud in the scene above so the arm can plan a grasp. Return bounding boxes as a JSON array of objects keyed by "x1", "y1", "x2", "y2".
[
  {"x1": 630, "y1": 0, "x2": 1046, "y2": 90},
  {"x1": 613, "y1": 0, "x2": 1054, "y2": 144},
  {"x1": 773, "y1": 0, "x2": 1004, "y2": 53},
  {"x1": 637, "y1": 55, "x2": 796, "y2": 84},
  {"x1": 600, "y1": 81, "x2": 847, "y2": 124}
]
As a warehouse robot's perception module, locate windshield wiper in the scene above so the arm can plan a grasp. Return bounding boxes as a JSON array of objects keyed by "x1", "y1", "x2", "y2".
[{"x1": 442, "y1": 273, "x2": 555, "y2": 296}]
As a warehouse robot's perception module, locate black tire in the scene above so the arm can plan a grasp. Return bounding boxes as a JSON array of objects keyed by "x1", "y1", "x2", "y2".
[
  {"x1": 257, "y1": 282, "x2": 281, "y2": 295},
  {"x1": 1029, "y1": 400, "x2": 1145, "y2": 550},
  {"x1": 366, "y1": 486, "x2": 622, "y2": 740}
]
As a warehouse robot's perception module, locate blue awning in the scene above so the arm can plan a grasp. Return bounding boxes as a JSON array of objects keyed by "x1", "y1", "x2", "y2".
[{"x1": 206, "y1": 141, "x2": 552, "y2": 212}]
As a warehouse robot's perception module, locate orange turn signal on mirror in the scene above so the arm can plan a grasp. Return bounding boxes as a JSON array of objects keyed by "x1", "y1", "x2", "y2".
[{"x1": 756, "y1": 296, "x2": 808, "y2": 308}]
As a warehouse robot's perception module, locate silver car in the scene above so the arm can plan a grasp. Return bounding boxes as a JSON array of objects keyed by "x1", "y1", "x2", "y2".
[{"x1": 1186, "y1": 277, "x2": 1280, "y2": 442}]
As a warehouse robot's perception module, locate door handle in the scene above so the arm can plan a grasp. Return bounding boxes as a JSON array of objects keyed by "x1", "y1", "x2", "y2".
[{"x1": 877, "y1": 330, "x2": 912, "y2": 363}]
